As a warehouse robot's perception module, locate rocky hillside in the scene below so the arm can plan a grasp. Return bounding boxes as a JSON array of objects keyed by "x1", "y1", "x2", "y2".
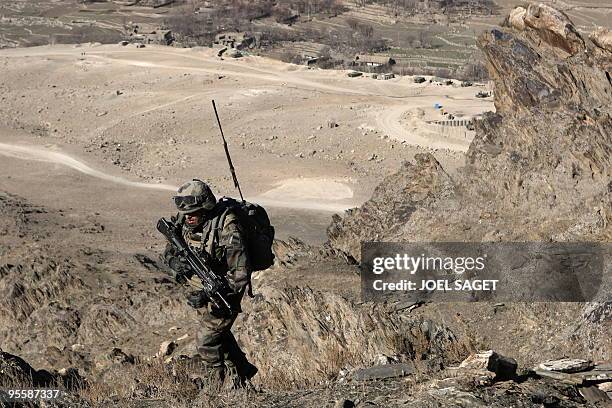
[
  {"x1": 329, "y1": 4, "x2": 611, "y2": 267},
  {"x1": 0, "y1": 4, "x2": 610, "y2": 407},
  {"x1": 327, "y1": 0, "x2": 611, "y2": 381}
]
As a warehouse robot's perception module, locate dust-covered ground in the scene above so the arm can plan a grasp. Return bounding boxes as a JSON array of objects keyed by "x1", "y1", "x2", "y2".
[{"x1": 0, "y1": 43, "x2": 493, "y2": 244}]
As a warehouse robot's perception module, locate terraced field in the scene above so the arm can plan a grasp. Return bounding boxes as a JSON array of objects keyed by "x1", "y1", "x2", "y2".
[{"x1": 1, "y1": 0, "x2": 611, "y2": 75}]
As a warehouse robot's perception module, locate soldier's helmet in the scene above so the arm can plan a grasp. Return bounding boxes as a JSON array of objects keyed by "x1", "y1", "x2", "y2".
[{"x1": 173, "y1": 179, "x2": 217, "y2": 215}]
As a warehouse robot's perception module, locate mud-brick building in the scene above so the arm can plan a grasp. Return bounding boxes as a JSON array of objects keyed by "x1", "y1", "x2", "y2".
[
  {"x1": 126, "y1": 24, "x2": 174, "y2": 45},
  {"x1": 353, "y1": 55, "x2": 396, "y2": 67},
  {"x1": 145, "y1": 29, "x2": 173, "y2": 45},
  {"x1": 214, "y1": 32, "x2": 258, "y2": 49}
]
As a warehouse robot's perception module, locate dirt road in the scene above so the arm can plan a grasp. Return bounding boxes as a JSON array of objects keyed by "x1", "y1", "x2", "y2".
[
  {"x1": 0, "y1": 45, "x2": 493, "y2": 151},
  {"x1": 0, "y1": 142, "x2": 176, "y2": 191},
  {"x1": 0, "y1": 142, "x2": 356, "y2": 213}
]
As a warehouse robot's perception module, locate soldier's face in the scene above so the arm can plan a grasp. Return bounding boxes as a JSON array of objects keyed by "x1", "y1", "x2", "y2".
[{"x1": 185, "y1": 212, "x2": 202, "y2": 227}]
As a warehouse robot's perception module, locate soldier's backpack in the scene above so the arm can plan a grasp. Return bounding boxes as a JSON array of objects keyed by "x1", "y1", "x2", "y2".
[{"x1": 212, "y1": 197, "x2": 275, "y2": 272}]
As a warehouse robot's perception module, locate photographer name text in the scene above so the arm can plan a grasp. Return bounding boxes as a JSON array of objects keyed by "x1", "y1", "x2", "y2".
[{"x1": 372, "y1": 279, "x2": 498, "y2": 291}]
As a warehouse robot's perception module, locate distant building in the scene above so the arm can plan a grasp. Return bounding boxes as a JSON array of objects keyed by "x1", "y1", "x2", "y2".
[
  {"x1": 214, "y1": 32, "x2": 258, "y2": 50},
  {"x1": 354, "y1": 55, "x2": 396, "y2": 67},
  {"x1": 126, "y1": 24, "x2": 174, "y2": 45},
  {"x1": 377, "y1": 73, "x2": 395, "y2": 80},
  {"x1": 305, "y1": 57, "x2": 319, "y2": 66}
]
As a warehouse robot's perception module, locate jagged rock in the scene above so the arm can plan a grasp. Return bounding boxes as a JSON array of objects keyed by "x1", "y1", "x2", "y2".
[
  {"x1": 459, "y1": 350, "x2": 517, "y2": 380},
  {"x1": 508, "y1": 7, "x2": 526, "y2": 31},
  {"x1": 579, "y1": 386, "x2": 610, "y2": 404},
  {"x1": 327, "y1": 153, "x2": 453, "y2": 263},
  {"x1": 351, "y1": 363, "x2": 414, "y2": 381},
  {"x1": 523, "y1": 4, "x2": 584, "y2": 55},
  {"x1": 272, "y1": 237, "x2": 311, "y2": 266},
  {"x1": 0, "y1": 349, "x2": 54, "y2": 386},
  {"x1": 537, "y1": 358, "x2": 593, "y2": 373},
  {"x1": 590, "y1": 27, "x2": 612, "y2": 53},
  {"x1": 236, "y1": 287, "x2": 468, "y2": 386}
]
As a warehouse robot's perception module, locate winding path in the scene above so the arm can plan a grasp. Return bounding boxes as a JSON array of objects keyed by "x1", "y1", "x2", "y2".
[{"x1": 0, "y1": 142, "x2": 355, "y2": 213}]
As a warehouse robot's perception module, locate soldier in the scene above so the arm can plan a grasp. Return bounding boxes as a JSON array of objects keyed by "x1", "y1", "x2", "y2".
[{"x1": 163, "y1": 179, "x2": 257, "y2": 389}]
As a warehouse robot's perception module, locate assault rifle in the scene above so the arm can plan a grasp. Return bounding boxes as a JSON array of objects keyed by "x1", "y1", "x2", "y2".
[{"x1": 156, "y1": 218, "x2": 233, "y2": 312}]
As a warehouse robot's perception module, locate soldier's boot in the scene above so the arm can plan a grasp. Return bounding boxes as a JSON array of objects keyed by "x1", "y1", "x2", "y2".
[
  {"x1": 224, "y1": 360, "x2": 258, "y2": 389},
  {"x1": 223, "y1": 334, "x2": 258, "y2": 388},
  {"x1": 188, "y1": 359, "x2": 226, "y2": 392},
  {"x1": 199, "y1": 367, "x2": 226, "y2": 394},
  {"x1": 206, "y1": 365, "x2": 226, "y2": 392}
]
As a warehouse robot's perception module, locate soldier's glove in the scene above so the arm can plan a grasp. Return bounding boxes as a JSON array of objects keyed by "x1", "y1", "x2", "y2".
[
  {"x1": 210, "y1": 303, "x2": 233, "y2": 318},
  {"x1": 187, "y1": 290, "x2": 208, "y2": 309},
  {"x1": 210, "y1": 289, "x2": 241, "y2": 317},
  {"x1": 168, "y1": 257, "x2": 193, "y2": 284}
]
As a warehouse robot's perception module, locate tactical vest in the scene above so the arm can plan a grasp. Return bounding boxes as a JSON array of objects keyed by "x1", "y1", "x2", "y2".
[{"x1": 181, "y1": 212, "x2": 240, "y2": 275}]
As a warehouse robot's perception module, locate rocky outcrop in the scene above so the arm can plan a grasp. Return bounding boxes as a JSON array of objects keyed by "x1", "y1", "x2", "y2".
[
  {"x1": 329, "y1": 4, "x2": 611, "y2": 256},
  {"x1": 326, "y1": 4, "x2": 611, "y2": 371},
  {"x1": 522, "y1": 4, "x2": 585, "y2": 55},
  {"x1": 590, "y1": 27, "x2": 612, "y2": 54},
  {"x1": 234, "y1": 286, "x2": 470, "y2": 386},
  {"x1": 327, "y1": 154, "x2": 454, "y2": 263}
]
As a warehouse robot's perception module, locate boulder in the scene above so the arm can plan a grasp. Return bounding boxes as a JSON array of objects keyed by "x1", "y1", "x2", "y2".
[
  {"x1": 537, "y1": 358, "x2": 593, "y2": 373},
  {"x1": 460, "y1": 350, "x2": 517, "y2": 380},
  {"x1": 334, "y1": 399, "x2": 355, "y2": 408},
  {"x1": 579, "y1": 386, "x2": 610, "y2": 404},
  {"x1": 534, "y1": 362, "x2": 612, "y2": 385},
  {"x1": 158, "y1": 340, "x2": 177, "y2": 357}
]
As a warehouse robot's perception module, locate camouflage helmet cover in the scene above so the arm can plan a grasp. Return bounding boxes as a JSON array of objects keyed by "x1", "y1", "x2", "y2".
[{"x1": 174, "y1": 179, "x2": 217, "y2": 214}]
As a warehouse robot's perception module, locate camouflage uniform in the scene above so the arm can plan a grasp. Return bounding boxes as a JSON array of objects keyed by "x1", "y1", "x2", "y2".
[{"x1": 163, "y1": 179, "x2": 256, "y2": 386}]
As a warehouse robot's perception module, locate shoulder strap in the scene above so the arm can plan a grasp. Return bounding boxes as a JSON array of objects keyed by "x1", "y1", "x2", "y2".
[
  {"x1": 201, "y1": 218, "x2": 214, "y2": 253},
  {"x1": 211, "y1": 207, "x2": 231, "y2": 252}
]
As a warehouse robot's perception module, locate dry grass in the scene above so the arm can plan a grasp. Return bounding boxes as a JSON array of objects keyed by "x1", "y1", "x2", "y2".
[
  {"x1": 78, "y1": 359, "x2": 197, "y2": 406},
  {"x1": 75, "y1": 358, "x2": 260, "y2": 407}
]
